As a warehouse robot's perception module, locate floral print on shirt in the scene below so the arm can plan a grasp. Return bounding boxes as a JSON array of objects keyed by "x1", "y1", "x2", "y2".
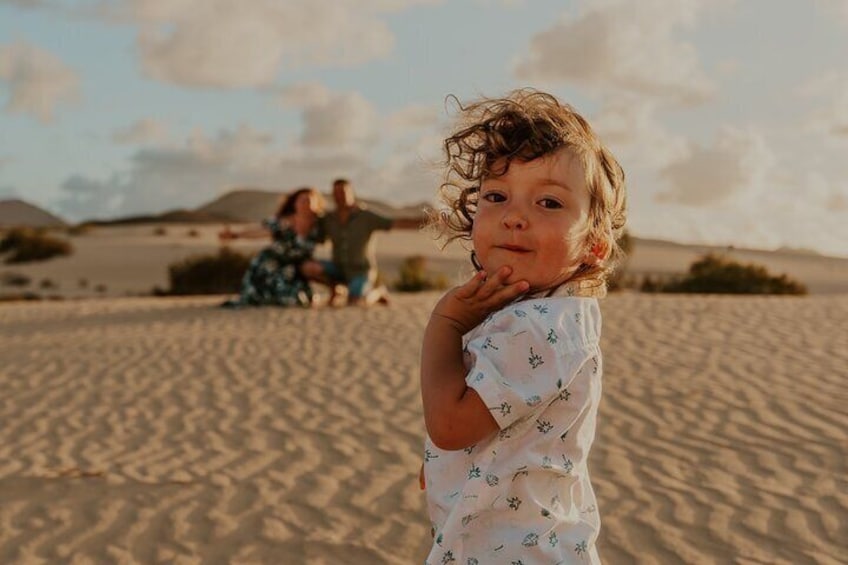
[{"x1": 424, "y1": 290, "x2": 604, "y2": 564}]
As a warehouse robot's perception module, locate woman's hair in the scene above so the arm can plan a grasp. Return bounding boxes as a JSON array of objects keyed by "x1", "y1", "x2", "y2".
[
  {"x1": 275, "y1": 187, "x2": 322, "y2": 218},
  {"x1": 435, "y1": 88, "x2": 627, "y2": 289}
]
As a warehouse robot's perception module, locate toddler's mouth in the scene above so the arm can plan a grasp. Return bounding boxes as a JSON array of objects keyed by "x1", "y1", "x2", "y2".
[{"x1": 497, "y1": 244, "x2": 531, "y2": 253}]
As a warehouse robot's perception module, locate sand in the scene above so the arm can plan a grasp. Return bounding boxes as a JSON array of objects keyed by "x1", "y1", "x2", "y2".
[{"x1": 1, "y1": 291, "x2": 846, "y2": 564}]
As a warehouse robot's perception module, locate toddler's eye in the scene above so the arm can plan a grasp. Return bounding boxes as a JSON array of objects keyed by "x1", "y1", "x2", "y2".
[
  {"x1": 539, "y1": 198, "x2": 563, "y2": 209},
  {"x1": 482, "y1": 191, "x2": 506, "y2": 203}
]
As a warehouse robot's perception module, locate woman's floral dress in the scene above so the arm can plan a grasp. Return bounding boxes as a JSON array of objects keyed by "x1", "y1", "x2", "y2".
[{"x1": 227, "y1": 217, "x2": 320, "y2": 307}]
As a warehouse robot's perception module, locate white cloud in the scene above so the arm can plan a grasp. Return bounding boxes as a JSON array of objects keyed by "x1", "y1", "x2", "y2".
[
  {"x1": 793, "y1": 171, "x2": 848, "y2": 213},
  {"x1": 798, "y1": 72, "x2": 848, "y2": 138},
  {"x1": 277, "y1": 83, "x2": 380, "y2": 150},
  {"x1": 815, "y1": 0, "x2": 848, "y2": 24},
  {"x1": 590, "y1": 95, "x2": 688, "y2": 170},
  {"x1": 55, "y1": 115, "x2": 445, "y2": 221},
  {"x1": 0, "y1": 40, "x2": 80, "y2": 123},
  {"x1": 384, "y1": 104, "x2": 440, "y2": 136},
  {"x1": 90, "y1": 0, "x2": 438, "y2": 88},
  {"x1": 514, "y1": 0, "x2": 716, "y2": 105},
  {"x1": 1, "y1": 0, "x2": 45, "y2": 7},
  {"x1": 358, "y1": 130, "x2": 444, "y2": 203},
  {"x1": 827, "y1": 191, "x2": 848, "y2": 211},
  {"x1": 112, "y1": 118, "x2": 169, "y2": 145},
  {"x1": 58, "y1": 124, "x2": 294, "y2": 219},
  {"x1": 0, "y1": 185, "x2": 18, "y2": 199},
  {"x1": 55, "y1": 122, "x2": 419, "y2": 219},
  {"x1": 749, "y1": 172, "x2": 848, "y2": 256},
  {"x1": 656, "y1": 126, "x2": 775, "y2": 206},
  {"x1": 277, "y1": 82, "x2": 332, "y2": 108}
]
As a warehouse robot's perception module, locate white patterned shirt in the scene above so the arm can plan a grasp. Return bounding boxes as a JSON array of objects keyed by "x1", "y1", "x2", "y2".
[{"x1": 424, "y1": 290, "x2": 603, "y2": 564}]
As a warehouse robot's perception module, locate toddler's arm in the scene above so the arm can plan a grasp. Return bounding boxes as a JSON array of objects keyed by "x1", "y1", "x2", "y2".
[{"x1": 420, "y1": 267, "x2": 528, "y2": 451}]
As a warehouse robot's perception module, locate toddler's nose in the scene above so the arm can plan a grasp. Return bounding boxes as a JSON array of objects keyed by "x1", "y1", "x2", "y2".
[{"x1": 502, "y1": 206, "x2": 527, "y2": 230}]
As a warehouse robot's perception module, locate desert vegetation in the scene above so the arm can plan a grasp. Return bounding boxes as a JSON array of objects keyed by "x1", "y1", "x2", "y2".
[
  {"x1": 393, "y1": 255, "x2": 449, "y2": 292},
  {"x1": 165, "y1": 248, "x2": 250, "y2": 295},
  {"x1": 1, "y1": 272, "x2": 31, "y2": 287},
  {"x1": 643, "y1": 253, "x2": 807, "y2": 295},
  {"x1": 0, "y1": 228, "x2": 72, "y2": 264}
]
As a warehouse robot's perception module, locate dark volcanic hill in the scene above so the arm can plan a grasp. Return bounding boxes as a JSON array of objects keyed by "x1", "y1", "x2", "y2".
[
  {"x1": 196, "y1": 188, "x2": 432, "y2": 222},
  {"x1": 0, "y1": 199, "x2": 67, "y2": 229}
]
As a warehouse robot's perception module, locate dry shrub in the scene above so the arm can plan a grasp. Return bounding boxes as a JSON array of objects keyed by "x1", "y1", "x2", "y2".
[
  {"x1": 652, "y1": 253, "x2": 807, "y2": 295},
  {"x1": 0, "y1": 292, "x2": 40, "y2": 303},
  {"x1": 66, "y1": 224, "x2": 92, "y2": 236},
  {"x1": 2, "y1": 272, "x2": 31, "y2": 287},
  {"x1": 0, "y1": 228, "x2": 72, "y2": 264},
  {"x1": 393, "y1": 255, "x2": 449, "y2": 292},
  {"x1": 167, "y1": 247, "x2": 251, "y2": 295}
]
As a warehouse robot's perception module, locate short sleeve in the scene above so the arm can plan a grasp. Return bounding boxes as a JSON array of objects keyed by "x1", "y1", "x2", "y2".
[{"x1": 465, "y1": 304, "x2": 596, "y2": 430}]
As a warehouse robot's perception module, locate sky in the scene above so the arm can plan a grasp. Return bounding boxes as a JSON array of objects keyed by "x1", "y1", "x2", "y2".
[{"x1": 1, "y1": 0, "x2": 847, "y2": 257}]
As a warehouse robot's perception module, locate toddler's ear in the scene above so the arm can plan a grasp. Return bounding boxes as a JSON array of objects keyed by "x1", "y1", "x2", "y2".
[{"x1": 583, "y1": 241, "x2": 608, "y2": 266}]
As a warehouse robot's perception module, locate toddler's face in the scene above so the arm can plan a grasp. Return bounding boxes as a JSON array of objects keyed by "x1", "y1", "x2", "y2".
[{"x1": 471, "y1": 148, "x2": 595, "y2": 292}]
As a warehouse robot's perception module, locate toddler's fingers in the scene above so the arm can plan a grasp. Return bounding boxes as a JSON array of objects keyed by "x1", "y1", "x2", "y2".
[
  {"x1": 453, "y1": 271, "x2": 488, "y2": 300},
  {"x1": 473, "y1": 266, "x2": 514, "y2": 300},
  {"x1": 487, "y1": 280, "x2": 529, "y2": 306}
]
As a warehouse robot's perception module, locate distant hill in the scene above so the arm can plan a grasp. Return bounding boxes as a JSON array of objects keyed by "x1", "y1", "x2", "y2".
[
  {"x1": 196, "y1": 188, "x2": 432, "y2": 222},
  {"x1": 83, "y1": 209, "x2": 233, "y2": 226},
  {"x1": 0, "y1": 199, "x2": 67, "y2": 229},
  {"x1": 80, "y1": 188, "x2": 432, "y2": 226},
  {"x1": 194, "y1": 189, "x2": 282, "y2": 222}
]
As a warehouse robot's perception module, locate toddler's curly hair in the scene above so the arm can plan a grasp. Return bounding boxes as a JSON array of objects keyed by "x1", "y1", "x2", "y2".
[{"x1": 435, "y1": 88, "x2": 627, "y2": 290}]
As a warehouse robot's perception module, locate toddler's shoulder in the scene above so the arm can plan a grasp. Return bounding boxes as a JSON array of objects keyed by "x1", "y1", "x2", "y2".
[{"x1": 487, "y1": 296, "x2": 601, "y2": 352}]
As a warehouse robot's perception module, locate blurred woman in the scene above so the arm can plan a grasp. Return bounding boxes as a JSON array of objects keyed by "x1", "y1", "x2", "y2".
[{"x1": 220, "y1": 187, "x2": 325, "y2": 307}]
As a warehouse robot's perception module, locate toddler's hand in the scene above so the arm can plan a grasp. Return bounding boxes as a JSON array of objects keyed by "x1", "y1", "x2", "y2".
[{"x1": 432, "y1": 267, "x2": 529, "y2": 334}]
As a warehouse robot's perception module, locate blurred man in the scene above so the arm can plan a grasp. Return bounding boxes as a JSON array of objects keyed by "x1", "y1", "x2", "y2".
[{"x1": 318, "y1": 178, "x2": 423, "y2": 306}]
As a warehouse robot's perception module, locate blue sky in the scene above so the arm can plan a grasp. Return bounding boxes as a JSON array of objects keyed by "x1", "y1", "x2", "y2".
[{"x1": 1, "y1": 0, "x2": 847, "y2": 256}]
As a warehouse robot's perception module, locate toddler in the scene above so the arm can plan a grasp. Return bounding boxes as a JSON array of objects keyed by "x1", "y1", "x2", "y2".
[{"x1": 420, "y1": 88, "x2": 627, "y2": 564}]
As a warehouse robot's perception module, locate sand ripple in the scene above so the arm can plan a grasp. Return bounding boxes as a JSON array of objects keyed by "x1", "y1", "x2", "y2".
[{"x1": 0, "y1": 294, "x2": 845, "y2": 564}]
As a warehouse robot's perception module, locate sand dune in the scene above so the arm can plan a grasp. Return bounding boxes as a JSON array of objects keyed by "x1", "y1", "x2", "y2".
[{"x1": 1, "y1": 293, "x2": 845, "y2": 563}]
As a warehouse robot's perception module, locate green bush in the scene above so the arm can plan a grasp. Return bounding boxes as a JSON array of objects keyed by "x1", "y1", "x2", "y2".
[
  {"x1": 167, "y1": 247, "x2": 251, "y2": 295},
  {"x1": 656, "y1": 253, "x2": 807, "y2": 295},
  {"x1": 0, "y1": 228, "x2": 73, "y2": 264},
  {"x1": 393, "y1": 255, "x2": 449, "y2": 292}
]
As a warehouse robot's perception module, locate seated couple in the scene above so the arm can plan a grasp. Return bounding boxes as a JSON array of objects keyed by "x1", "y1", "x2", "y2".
[{"x1": 220, "y1": 179, "x2": 422, "y2": 308}]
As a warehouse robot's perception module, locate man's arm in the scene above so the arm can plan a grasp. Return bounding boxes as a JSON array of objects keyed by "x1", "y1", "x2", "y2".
[{"x1": 391, "y1": 216, "x2": 426, "y2": 230}]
